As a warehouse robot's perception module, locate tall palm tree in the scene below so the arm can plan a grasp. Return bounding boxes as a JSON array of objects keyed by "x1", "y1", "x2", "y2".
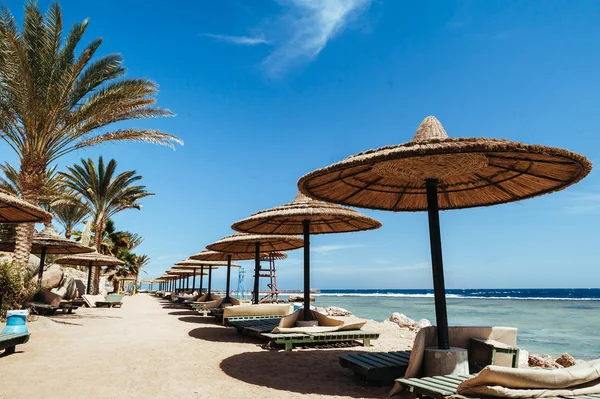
[
  {"x1": 0, "y1": 2, "x2": 181, "y2": 271},
  {"x1": 60, "y1": 156, "x2": 152, "y2": 293},
  {"x1": 0, "y1": 163, "x2": 63, "y2": 211}
]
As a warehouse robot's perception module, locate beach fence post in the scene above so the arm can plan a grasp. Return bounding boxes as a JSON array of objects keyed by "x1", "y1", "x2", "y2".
[
  {"x1": 225, "y1": 254, "x2": 232, "y2": 301},
  {"x1": 303, "y1": 219, "x2": 311, "y2": 321},
  {"x1": 254, "y1": 242, "x2": 261, "y2": 304},
  {"x1": 86, "y1": 261, "x2": 93, "y2": 295},
  {"x1": 426, "y1": 178, "x2": 450, "y2": 350}
]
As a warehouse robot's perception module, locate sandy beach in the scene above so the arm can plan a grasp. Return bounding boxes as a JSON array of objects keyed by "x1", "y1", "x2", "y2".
[{"x1": 0, "y1": 294, "x2": 415, "y2": 399}]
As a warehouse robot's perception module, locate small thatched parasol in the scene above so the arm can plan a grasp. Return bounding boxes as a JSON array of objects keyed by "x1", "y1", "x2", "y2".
[
  {"x1": 232, "y1": 192, "x2": 381, "y2": 319},
  {"x1": 206, "y1": 233, "x2": 303, "y2": 304},
  {"x1": 298, "y1": 115, "x2": 592, "y2": 349},
  {"x1": 55, "y1": 249, "x2": 123, "y2": 295},
  {"x1": 0, "y1": 224, "x2": 94, "y2": 287},
  {"x1": 0, "y1": 190, "x2": 52, "y2": 223},
  {"x1": 175, "y1": 259, "x2": 236, "y2": 298}
]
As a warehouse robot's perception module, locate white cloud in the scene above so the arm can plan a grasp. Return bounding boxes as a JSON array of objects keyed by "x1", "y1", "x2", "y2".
[
  {"x1": 203, "y1": 0, "x2": 372, "y2": 77},
  {"x1": 203, "y1": 33, "x2": 270, "y2": 46},
  {"x1": 262, "y1": 0, "x2": 372, "y2": 77},
  {"x1": 312, "y1": 243, "x2": 364, "y2": 254}
]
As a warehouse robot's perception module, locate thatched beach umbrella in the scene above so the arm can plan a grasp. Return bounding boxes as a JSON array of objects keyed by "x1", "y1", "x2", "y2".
[
  {"x1": 174, "y1": 260, "x2": 229, "y2": 299},
  {"x1": 298, "y1": 115, "x2": 592, "y2": 349},
  {"x1": 190, "y1": 250, "x2": 254, "y2": 302},
  {"x1": 0, "y1": 190, "x2": 52, "y2": 223},
  {"x1": 55, "y1": 249, "x2": 123, "y2": 295},
  {"x1": 232, "y1": 192, "x2": 381, "y2": 320},
  {"x1": 0, "y1": 224, "x2": 94, "y2": 287},
  {"x1": 166, "y1": 269, "x2": 193, "y2": 292},
  {"x1": 206, "y1": 233, "x2": 303, "y2": 304}
]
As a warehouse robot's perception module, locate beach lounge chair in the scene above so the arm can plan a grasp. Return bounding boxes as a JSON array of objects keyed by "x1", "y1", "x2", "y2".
[
  {"x1": 0, "y1": 332, "x2": 30, "y2": 356},
  {"x1": 95, "y1": 293, "x2": 124, "y2": 308},
  {"x1": 28, "y1": 302, "x2": 59, "y2": 316},
  {"x1": 222, "y1": 303, "x2": 293, "y2": 325},
  {"x1": 259, "y1": 309, "x2": 379, "y2": 351},
  {"x1": 397, "y1": 359, "x2": 600, "y2": 399},
  {"x1": 342, "y1": 326, "x2": 518, "y2": 386}
]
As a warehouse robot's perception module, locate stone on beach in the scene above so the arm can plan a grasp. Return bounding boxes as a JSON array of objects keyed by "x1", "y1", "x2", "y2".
[
  {"x1": 389, "y1": 312, "x2": 431, "y2": 331},
  {"x1": 556, "y1": 352, "x2": 577, "y2": 367},
  {"x1": 314, "y1": 306, "x2": 353, "y2": 316},
  {"x1": 42, "y1": 264, "x2": 64, "y2": 289},
  {"x1": 529, "y1": 353, "x2": 563, "y2": 368}
]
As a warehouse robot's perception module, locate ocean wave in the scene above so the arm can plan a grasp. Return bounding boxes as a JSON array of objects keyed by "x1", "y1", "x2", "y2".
[{"x1": 313, "y1": 293, "x2": 600, "y2": 301}]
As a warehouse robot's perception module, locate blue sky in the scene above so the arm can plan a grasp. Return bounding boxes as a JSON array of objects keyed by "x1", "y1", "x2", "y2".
[{"x1": 3, "y1": 0, "x2": 600, "y2": 290}]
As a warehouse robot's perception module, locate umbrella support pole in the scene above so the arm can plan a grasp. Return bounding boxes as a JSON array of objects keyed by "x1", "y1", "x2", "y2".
[
  {"x1": 426, "y1": 179, "x2": 450, "y2": 350},
  {"x1": 303, "y1": 220, "x2": 311, "y2": 321},
  {"x1": 192, "y1": 269, "x2": 196, "y2": 292},
  {"x1": 37, "y1": 247, "x2": 47, "y2": 289},
  {"x1": 86, "y1": 262, "x2": 93, "y2": 295},
  {"x1": 253, "y1": 242, "x2": 260, "y2": 304},
  {"x1": 225, "y1": 254, "x2": 232, "y2": 303},
  {"x1": 200, "y1": 267, "x2": 204, "y2": 294},
  {"x1": 207, "y1": 267, "x2": 212, "y2": 301}
]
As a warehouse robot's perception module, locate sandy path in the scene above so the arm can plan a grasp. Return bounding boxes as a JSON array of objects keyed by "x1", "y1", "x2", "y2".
[{"x1": 0, "y1": 294, "x2": 413, "y2": 399}]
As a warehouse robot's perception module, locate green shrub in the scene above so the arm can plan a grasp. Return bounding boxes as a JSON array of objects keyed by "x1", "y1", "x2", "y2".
[{"x1": 0, "y1": 260, "x2": 40, "y2": 320}]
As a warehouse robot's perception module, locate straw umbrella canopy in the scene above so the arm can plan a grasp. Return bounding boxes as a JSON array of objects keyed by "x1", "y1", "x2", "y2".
[
  {"x1": 166, "y1": 268, "x2": 196, "y2": 292},
  {"x1": 232, "y1": 192, "x2": 381, "y2": 319},
  {"x1": 0, "y1": 223, "x2": 94, "y2": 287},
  {"x1": 175, "y1": 259, "x2": 233, "y2": 299},
  {"x1": 55, "y1": 249, "x2": 123, "y2": 295},
  {"x1": 298, "y1": 115, "x2": 592, "y2": 349},
  {"x1": 206, "y1": 233, "x2": 304, "y2": 304},
  {"x1": 0, "y1": 190, "x2": 52, "y2": 223},
  {"x1": 189, "y1": 250, "x2": 256, "y2": 302}
]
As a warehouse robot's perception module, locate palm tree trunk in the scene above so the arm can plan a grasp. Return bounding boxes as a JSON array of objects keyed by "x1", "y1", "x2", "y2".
[
  {"x1": 91, "y1": 220, "x2": 105, "y2": 295},
  {"x1": 14, "y1": 165, "x2": 45, "y2": 274}
]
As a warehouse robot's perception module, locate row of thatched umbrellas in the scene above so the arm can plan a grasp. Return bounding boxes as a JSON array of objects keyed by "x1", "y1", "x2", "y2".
[{"x1": 155, "y1": 116, "x2": 591, "y2": 351}]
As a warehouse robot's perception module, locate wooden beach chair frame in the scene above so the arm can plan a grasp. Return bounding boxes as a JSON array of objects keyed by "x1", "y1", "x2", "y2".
[
  {"x1": 0, "y1": 332, "x2": 30, "y2": 356},
  {"x1": 261, "y1": 330, "x2": 379, "y2": 351},
  {"x1": 339, "y1": 350, "x2": 412, "y2": 385}
]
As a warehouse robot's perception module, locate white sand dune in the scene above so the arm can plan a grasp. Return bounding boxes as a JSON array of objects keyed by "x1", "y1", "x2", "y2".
[{"x1": 0, "y1": 294, "x2": 414, "y2": 399}]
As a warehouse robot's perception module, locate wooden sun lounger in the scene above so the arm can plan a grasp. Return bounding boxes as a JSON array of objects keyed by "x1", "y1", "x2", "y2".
[
  {"x1": 225, "y1": 315, "x2": 284, "y2": 327},
  {"x1": 0, "y1": 332, "x2": 30, "y2": 355},
  {"x1": 261, "y1": 330, "x2": 380, "y2": 352},
  {"x1": 96, "y1": 294, "x2": 124, "y2": 308},
  {"x1": 228, "y1": 317, "x2": 282, "y2": 334},
  {"x1": 29, "y1": 302, "x2": 59, "y2": 316},
  {"x1": 397, "y1": 374, "x2": 600, "y2": 399},
  {"x1": 339, "y1": 350, "x2": 412, "y2": 385}
]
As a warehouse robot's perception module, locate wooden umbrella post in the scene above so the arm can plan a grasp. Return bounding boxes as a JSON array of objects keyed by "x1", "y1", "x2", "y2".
[
  {"x1": 426, "y1": 178, "x2": 450, "y2": 350},
  {"x1": 86, "y1": 261, "x2": 93, "y2": 295},
  {"x1": 37, "y1": 247, "x2": 47, "y2": 289},
  {"x1": 303, "y1": 220, "x2": 311, "y2": 321},
  {"x1": 192, "y1": 268, "x2": 196, "y2": 291},
  {"x1": 253, "y1": 242, "x2": 260, "y2": 304},
  {"x1": 225, "y1": 254, "x2": 232, "y2": 302},
  {"x1": 200, "y1": 266, "x2": 204, "y2": 294},
  {"x1": 207, "y1": 267, "x2": 213, "y2": 301}
]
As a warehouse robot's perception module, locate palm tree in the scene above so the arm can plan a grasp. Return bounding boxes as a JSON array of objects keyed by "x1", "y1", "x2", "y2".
[
  {"x1": 0, "y1": 163, "x2": 63, "y2": 211},
  {"x1": 0, "y1": 2, "x2": 181, "y2": 271},
  {"x1": 52, "y1": 201, "x2": 89, "y2": 239},
  {"x1": 132, "y1": 254, "x2": 150, "y2": 294},
  {"x1": 60, "y1": 156, "x2": 152, "y2": 293}
]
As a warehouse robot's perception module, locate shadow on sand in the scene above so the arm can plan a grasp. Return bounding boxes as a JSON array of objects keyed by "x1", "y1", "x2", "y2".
[
  {"x1": 168, "y1": 310, "x2": 198, "y2": 316},
  {"x1": 188, "y1": 326, "x2": 264, "y2": 345},
  {"x1": 219, "y1": 349, "x2": 391, "y2": 398},
  {"x1": 177, "y1": 316, "x2": 220, "y2": 325}
]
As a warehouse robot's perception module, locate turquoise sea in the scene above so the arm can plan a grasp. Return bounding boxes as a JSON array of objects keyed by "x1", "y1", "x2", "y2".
[{"x1": 291, "y1": 289, "x2": 600, "y2": 359}]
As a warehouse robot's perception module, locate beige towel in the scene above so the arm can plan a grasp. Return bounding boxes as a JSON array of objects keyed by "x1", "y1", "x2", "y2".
[
  {"x1": 457, "y1": 360, "x2": 600, "y2": 398},
  {"x1": 271, "y1": 309, "x2": 366, "y2": 334}
]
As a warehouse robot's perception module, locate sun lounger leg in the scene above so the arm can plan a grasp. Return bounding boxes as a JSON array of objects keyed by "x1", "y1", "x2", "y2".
[
  {"x1": 363, "y1": 338, "x2": 371, "y2": 347},
  {"x1": 4, "y1": 346, "x2": 15, "y2": 355},
  {"x1": 285, "y1": 342, "x2": 293, "y2": 351}
]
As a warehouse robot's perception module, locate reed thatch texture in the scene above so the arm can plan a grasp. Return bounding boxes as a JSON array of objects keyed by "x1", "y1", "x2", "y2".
[
  {"x1": 0, "y1": 190, "x2": 52, "y2": 223},
  {"x1": 206, "y1": 233, "x2": 303, "y2": 254},
  {"x1": 55, "y1": 248, "x2": 123, "y2": 267},
  {"x1": 232, "y1": 192, "x2": 381, "y2": 234},
  {"x1": 297, "y1": 116, "x2": 592, "y2": 211}
]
